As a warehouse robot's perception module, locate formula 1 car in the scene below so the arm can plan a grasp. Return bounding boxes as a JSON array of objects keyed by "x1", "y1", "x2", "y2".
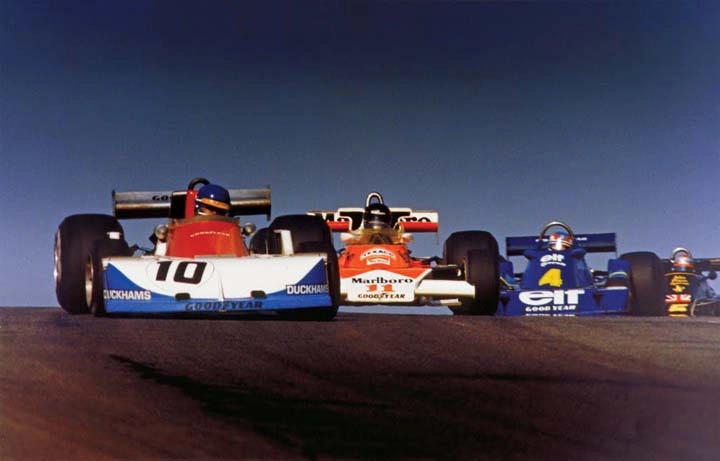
[
  {"x1": 307, "y1": 192, "x2": 501, "y2": 315},
  {"x1": 496, "y1": 221, "x2": 666, "y2": 316},
  {"x1": 53, "y1": 178, "x2": 340, "y2": 320},
  {"x1": 662, "y1": 247, "x2": 720, "y2": 316}
]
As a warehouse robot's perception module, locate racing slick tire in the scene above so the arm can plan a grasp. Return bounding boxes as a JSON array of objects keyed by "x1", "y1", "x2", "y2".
[
  {"x1": 443, "y1": 230, "x2": 499, "y2": 267},
  {"x1": 269, "y1": 214, "x2": 335, "y2": 254},
  {"x1": 270, "y1": 214, "x2": 340, "y2": 321},
  {"x1": 87, "y1": 238, "x2": 133, "y2": 316},
  {"x1": 248, "y1": 227, "x2": 270, "y2": 254},
  {"x1": 450, "y1": 249, "x2": 500, "y2": 315},
  {"x1": 54, "y1": 214, "x2": 125, "y2": 314},
  {"x1": 620, "y1": 251, "x2": 666, "y2": 316}
]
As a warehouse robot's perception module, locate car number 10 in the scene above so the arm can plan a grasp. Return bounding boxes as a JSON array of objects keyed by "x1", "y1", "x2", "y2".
[{"x1": 155, "y1": 261, "x2": 207, "y2": 284}]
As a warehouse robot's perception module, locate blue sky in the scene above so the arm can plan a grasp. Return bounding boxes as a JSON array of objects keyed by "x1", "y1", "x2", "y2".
[{"x1": 1, "y1": 1, "x2": 718, "y2": 306}]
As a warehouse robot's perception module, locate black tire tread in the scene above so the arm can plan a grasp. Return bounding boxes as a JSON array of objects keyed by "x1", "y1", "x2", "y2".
[{"x1": 55, "y1": 214, "x2": 124, "y2": 314}]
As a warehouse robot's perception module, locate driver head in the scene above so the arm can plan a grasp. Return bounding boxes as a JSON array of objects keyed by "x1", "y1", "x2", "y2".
[
  {"x1": 548, "y1": 231, "x2": 573, "y2": 251},
  {"x1": 195, "y1": 184, "x2": 231, "y2": 216},
  {"x1": 671, "y1": 247, "x2": 694, "y2": 271},
  {"x1": 363, "y1": 202, "x2": 392, "y2": 230}
]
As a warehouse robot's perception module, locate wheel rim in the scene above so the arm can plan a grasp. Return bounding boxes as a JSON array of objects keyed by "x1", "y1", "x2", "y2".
[
  {"x1": 53, "y1": 232, "x2": 62, "y2": 285},
  {"x1": 85, "y1": 256, "x2": 94, "y2": 309}
]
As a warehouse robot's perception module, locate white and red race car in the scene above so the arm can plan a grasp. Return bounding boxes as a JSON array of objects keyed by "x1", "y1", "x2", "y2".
[
  {"x1": 308, "y1": 192, "x2": 500, "y2": 315},
  {"x1": 54, "y1": 178, "x2": 340, "y2": 320}
]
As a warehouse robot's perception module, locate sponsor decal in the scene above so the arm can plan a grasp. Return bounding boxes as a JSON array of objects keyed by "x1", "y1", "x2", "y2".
[
  {"x1": 360, "y1": 249, "x2": 396, "y2": 266},
  {"x1": 351, "y1": 276, "x2": 414, "y2": 284},
  {"x1": 667, "y1": 304, "x2": 689, "y2": 314},
  {"x1": 357, "y1": 292, "x2": 407, "y2": 300},
  {"x1": 185, "y1": 301, "x2": 263, "y2": 312},
  {"x1": 190, "y1": 230, "x2": 231, "y2": 238},
  {"x1": 346, "y1": 272, "x2": 416, "y2": 302},
  {"x1": 666, "y1": 293, "x2": 692, "y2": 304},
  {"x1": 538, "y1": 268, "x2": 563, "y2": 288},
  {"x1": 366, "y1": 257, "x2": 391, "y2": 266},
  {"x1": 360, "y1": 248, "x2": 396, "y2": 260},
  {"x1": 524, "y1": 305, "x2": 577, "y2": 313},
  {"x1": 540, "y1": 253, "x2": 566, "y2": 267},
  {"x1": 286, "y1": 284, "x2": 329, "y2": 295},
  {"x1": 519, "y1": 289, "x2": 584, "y2": 312},
  {"x1": 670, "y1": 275, "x2": 689, "y2": 293},
  {"x1": 104, "y1": 289, "x2": 152, "y2": 301},
  {"x1": 356, "y1": 283, "x2": 408, "y2": 300}
]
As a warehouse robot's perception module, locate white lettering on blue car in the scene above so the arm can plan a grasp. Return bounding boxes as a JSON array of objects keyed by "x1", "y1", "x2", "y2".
[
  {"x1": 104, "y1": 289, "x2": 152, "y2": 301},
  {"x1": 519, "y1": 289, "x2": 585, "y2": 306},
  {"x1": 540, "y1": 253, "x2": 566, "y2": 267},
  {"x1": 286, "y1": 284, "x2": 329, "y2": 295}
]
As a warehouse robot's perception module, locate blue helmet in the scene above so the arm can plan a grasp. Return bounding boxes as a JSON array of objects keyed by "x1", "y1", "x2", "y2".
[{"x1": 195, "y1": 184, "x2": 231, "y2": 216}]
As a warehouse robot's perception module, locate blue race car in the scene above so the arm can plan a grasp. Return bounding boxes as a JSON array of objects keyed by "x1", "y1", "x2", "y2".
[
  {"x1": 663, "y1": 247, "x2": 720, "y2": 316},
  {"x1": 496, "y1": 221, "x2": 666, "y2": 316}
]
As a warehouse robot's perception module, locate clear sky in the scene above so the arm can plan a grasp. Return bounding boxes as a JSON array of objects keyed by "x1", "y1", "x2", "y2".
[{"x1": 1, "y1": 0, "x2": 718, "y2": 307}]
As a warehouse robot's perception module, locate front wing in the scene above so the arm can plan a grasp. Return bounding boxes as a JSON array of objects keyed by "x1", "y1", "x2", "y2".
[
  {"x1": 340, "y1": 268, "x2": 475, "y2": 305},
  {"x1": 496, "y1": 286, "x2": 630, "y2": 316},
  {"x1": 101, "y1": 254, "x2": 333, "y2": 314}
]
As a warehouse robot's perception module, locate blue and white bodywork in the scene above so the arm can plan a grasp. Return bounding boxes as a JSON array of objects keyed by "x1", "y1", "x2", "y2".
[
  {"x1": 497, "y1": 222, "x2": 633, "y2": 316},
  {"x1": 54, "y1": 177, "x2": 340, "y2": 320},
  {"x1": 102, "y1": 254, "x2": 333, "y2": 315}
]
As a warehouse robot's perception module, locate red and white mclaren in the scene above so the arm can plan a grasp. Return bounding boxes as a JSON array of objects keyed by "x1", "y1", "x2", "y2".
[{"x1": 308, "y1": 192, "x2": 501, "y2": 315}]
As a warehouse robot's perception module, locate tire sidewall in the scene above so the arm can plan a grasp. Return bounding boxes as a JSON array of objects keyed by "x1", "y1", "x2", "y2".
[
  {"x1": 464, "y1": 249, "x2": 500, "y2": 315},
  {"x1": 88, "y1": 238, "x2": 131, "y2": 316},
  {"x1": 55, "y1": 214, "x2": 124, "y2": 314},
  {"x1": 620, "y1": 251, "x2": 666, "y2": 316},
  {"x1": 270, "y1": 214, "x2": 339, "y2": 320},
  {"x1": 443, "y1": 230, "x2": 499, "y2": 267}
]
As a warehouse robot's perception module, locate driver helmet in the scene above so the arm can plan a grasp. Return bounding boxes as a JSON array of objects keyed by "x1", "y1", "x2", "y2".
[
  {"x1": 195, "y1": 184, "x2": 231, "y2": 216},
  {"x1": 363, "y1": 202, "x2": 392, "y2": 230},
  {"x1": 548, "y1": 231, "x2": 573, "y2": 251},
  {"x1": 671, "y1": 248, "x2": 694, "y2": 271}
]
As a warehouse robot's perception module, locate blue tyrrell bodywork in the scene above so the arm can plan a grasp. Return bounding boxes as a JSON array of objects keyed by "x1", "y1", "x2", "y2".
[{"x1": 497, "y1": 222, "x2": 631, "y2": 316}]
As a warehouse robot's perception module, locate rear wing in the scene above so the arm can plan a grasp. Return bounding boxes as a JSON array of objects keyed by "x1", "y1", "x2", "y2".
[
  {"x1": 113, "y1": 188, "x2": 272, "y2": 220},
  {"x1": 690, "y1": 258, "x2": 720, "y2": 272},
  {"x1": 506, "y1": 232, "x2": 617, "y2": 256},
  {"x1": 308, "y1": 207, "x2": 439, "y2": 233}
]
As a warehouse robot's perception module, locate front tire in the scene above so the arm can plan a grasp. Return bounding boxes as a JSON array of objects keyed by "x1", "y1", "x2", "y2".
[
  {"x1": 270, "y1": 214, "x2": 339, "y2": 321},
  {"x1": 443, "y1": 231, "x2": 500, "y2": 315},
  {"x1": 87, "y1": 238, "x2": 132, "y2": 316},
  {"x1": 54, "y1": 214, "x2": 125, "y2": 314},
  {"x1": 620, "y1": 251, "x2": 666, "y2": 316},
  {"x1": 450, "y1": 249, "x2": 500, "y2": 315}
]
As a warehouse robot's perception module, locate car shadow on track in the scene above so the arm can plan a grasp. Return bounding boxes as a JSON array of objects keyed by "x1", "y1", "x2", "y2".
[{"x1": 109, "y1": 354, "x2": 443, "y2": 459}]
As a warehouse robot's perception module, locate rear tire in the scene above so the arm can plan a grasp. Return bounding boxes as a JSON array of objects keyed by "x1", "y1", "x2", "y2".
[
  {"x1": 87, "y1": 238, "x2": 132, "y2": 316},
  {"x1": 269, "y1": 214, "x2": 334, "y2": 253},
  {"x1": 443, "y1": 230, "x2": 499, "y2": 266},
  {"x1": 620, "y1": 251, "x2": 666, "y2": 316},
  {"x1": 270, "y1": 214, "x2": 339, "y2": 321},
  {"x1": 54, "y1": 214, "x2": 125, "y2": 314},
  {"x1": 248, "y1": 227, "x2": 270, "y2": 254}
]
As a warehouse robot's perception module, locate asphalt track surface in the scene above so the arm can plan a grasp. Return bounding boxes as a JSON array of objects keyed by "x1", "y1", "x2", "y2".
[{"x1": 2, "y1": 307, "x2": 720, "y2": 461}]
